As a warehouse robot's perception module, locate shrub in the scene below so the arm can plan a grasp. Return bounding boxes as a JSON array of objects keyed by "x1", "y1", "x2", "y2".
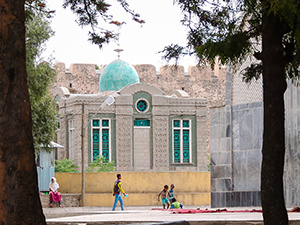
[
  {"x1": 86, "y1": 156, "x2": 115, "y2": 172},
  {"x1": 55, "y1": 158, "x2": 79, "y2": 173}
]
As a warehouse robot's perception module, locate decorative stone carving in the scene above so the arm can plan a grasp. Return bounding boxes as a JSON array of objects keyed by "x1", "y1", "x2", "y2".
[
  {"x1": 153, "y1": 116, "x2": 169, "y2": 169},
  {"x1": 116, "y1": 116, "x2": 132, "y2": 170}
]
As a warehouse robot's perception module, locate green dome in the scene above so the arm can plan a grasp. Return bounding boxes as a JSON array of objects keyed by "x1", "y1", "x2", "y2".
[{"x1": 99, "y1": 59, "x2": 140, "y2": 92}]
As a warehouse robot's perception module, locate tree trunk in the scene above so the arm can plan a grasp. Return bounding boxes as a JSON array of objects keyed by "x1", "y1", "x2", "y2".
[
  {"x1": 261, "y1": 2, "x2": 288, "y2": 225},
  {"x1": 0, "y1": 1, "x2": 46, "y2": 224}
]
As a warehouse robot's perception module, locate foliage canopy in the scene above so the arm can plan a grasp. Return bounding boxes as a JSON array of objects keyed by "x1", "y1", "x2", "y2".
[
  {"x1": 25, "y1": 3, "x2": 58, "y2": 152},
  {"x1": 161, "y1": 0, "x2": 300, "y2": 82}
]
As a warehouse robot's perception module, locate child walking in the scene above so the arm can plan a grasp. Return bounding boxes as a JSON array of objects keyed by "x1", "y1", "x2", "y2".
[
  {"x1": 112, "y1": 173, "x2": 126, "y2": 211},
  {"x1": 168, "y1": 184, "x2": 175, "y2": 202},
  {"x1": 158, "y1": 185, "x2": 171, "y2": 209}
]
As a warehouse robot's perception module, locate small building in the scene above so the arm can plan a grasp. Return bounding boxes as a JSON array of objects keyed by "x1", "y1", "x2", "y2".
[
  {"x1": 36, "y1": 141, "x2": 64, "y2": 192},
  {"x1": 54, "y1": 59, "x2": 209, "y2": 171}
]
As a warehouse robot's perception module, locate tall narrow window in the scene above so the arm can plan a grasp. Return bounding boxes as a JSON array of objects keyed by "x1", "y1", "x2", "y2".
[
  {"x1": 172, "y1": 119, "x2": 191, "y2": 163},
  {"x1": 68, "y1": 119, "x2": 75, "y2": 160},
  {"x1": 91, "y1": 119, "x2": 111, "y2": 161}
]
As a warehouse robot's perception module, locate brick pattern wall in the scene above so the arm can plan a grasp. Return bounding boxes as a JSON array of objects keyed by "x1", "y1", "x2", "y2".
[{"x1": 232, "y1": 57, "x2": 263, "y2": 106}]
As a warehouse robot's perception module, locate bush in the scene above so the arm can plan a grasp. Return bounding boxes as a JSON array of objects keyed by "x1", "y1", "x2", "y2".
[
  {"x1": 55, "y1": 158, "x2": 79, "y2": 173},
  {"x1": 86, "y1": 156, "x2": 115, "y2": 172}
]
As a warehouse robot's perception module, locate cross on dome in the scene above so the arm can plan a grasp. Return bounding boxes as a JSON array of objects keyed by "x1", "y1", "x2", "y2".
[{"x1": 114, "y1": 25, "x2": 124, "y2": 59}]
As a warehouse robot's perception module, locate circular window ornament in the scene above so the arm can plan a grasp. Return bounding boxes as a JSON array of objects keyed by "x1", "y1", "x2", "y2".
[{"x1": 136, "y1": 99, "x2": 149, "y2": 113}]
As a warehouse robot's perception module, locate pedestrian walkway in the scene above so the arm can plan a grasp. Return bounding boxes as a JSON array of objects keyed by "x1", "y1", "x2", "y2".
[{"x1": 44, "y1": 206, "x2": 300, "y2": 225}]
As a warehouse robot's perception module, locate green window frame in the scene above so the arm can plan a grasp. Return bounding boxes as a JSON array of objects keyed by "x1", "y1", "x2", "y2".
[
  {"x1": 134, "y1": 119, "x2": 150, "y2": 127},
  {"x1": 91, "y1": 119, "x2": 111, "y2": 162},
  {"x1": 172, "y1": 119, "x2": 191, "y2": 163}
]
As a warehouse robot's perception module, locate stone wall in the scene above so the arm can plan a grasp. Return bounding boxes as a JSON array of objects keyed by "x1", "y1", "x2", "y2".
[
  {"x1": 53, "y1": 62, "x2": 226, "y2": 107},
  {"x1": 284, "y1": 80, "x2": 300, "y2": 207},
  {"x1": 232, "y1": 57, "x2": 263, "y2": 106},
  {"x1": 54, "y1": 63, "x2": 100, "y2": 94},
  {"x1": 211, "y1": 74, "x2": 300, "y2": 208},
  {"x1": 40, "y1": 193, "x2": 81, "y2": 208},
  {"x1": 210, "y1": 70, "x2": 263, "y2": 207}
]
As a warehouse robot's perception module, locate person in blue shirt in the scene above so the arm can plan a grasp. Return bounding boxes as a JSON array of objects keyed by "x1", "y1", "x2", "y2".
[
  {"x1": 112, "y1": 174, "x2": 126, "y2": 211},
  {"x1": 169, "y1": 184, "x2": 175, "y2": 202},
  {"x1": 170, "y1": 198, "x2": 183, "y2": 209}
]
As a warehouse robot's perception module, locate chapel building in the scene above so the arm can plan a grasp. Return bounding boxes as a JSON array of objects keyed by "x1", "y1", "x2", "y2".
[{"x1": 53, "y1": 58, "x2": 227, "y2": 171}]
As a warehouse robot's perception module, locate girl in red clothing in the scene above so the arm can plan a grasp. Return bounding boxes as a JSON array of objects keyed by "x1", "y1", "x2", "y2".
[{"x1": 49, "y1": 177, "x2": 61, "y2": 207}]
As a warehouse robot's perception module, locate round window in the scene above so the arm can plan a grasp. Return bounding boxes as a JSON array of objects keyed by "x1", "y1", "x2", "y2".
[{"x1": 136, "y1": 99, "x2": 148, "y2": 113}]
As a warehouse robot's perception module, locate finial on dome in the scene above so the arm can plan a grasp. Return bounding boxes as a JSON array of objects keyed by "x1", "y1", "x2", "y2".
[
  {"x1": 114, "y1": 48, "x2": 123, "y2": 59},
  {"x1": 114, "y1": 24, "x2": 124, "y2": 59}
]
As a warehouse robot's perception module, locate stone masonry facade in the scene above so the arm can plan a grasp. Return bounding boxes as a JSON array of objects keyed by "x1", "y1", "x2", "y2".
[
  {"x1": 53, "y1": 62, "x2": 224, "y2": 172},
  {"x1": 54, "y1": 62, "x2": 227, "y2": 107}
]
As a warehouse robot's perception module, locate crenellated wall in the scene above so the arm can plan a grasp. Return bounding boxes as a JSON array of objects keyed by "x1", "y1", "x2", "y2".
[
  {"x1": 54, "y1": 63, "x2": 100, "y2": 94},
  {"x1": 53, "y1": 62, "x2": 227, "y2": 107}
]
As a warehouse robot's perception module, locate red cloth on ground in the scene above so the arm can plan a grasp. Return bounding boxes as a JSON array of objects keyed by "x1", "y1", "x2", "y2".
[
  {"x1": 50, "y1": 191, "x2": 61, "y2": 202},
  {"x1": 152, "y1": 208, "x2": 300, "y2": 214},
  {"x1": 152, "y1": 208, "x2": 263, "y2": 214}
]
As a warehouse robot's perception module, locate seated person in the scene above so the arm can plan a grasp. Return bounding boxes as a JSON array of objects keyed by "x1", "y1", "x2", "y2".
[
  {"x1": 49, "y1": 177, "x2": 61, "y2": 207},
  {"x1": 170, "y1": 198, "x2": 183, "y2": 209}
]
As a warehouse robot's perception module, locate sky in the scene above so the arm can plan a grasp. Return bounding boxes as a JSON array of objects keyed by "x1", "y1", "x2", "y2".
[{"x1": 42, "y1": 0, "x2": 199, "y2": 72}]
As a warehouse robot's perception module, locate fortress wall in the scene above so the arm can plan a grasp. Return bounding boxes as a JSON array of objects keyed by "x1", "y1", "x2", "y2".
[
  {"x1": 215, "y1": 65, "x2": 227, "y2": 80},
  {"x1": 133, "y1": 64, "x2": 157, "y2": 84},
  {"x1": 54, "y1": 62, "x2": 67, "y2": 87},
  {"x1": 53, "y1": 62, "x2": 226, "y2": 107},
  {"x1": 69, "y1": 63, "x2": 99, "y2": 94},
  {"x1": 157, "y1": 65, "x2": 185, "y2": 94},
  {"x1": 188, "y1": 65, "x2": 212, "y2": 80}
]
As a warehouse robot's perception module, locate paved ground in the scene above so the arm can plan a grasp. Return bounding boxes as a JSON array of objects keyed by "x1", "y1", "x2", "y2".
[{"x1": 44, "y1": 206, "x2": 300, "y2": 225}]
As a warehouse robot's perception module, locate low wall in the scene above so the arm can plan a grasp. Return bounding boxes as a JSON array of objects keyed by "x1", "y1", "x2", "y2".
[
  {"x1": 55, "y1": 171, "x2": 210, "y2": 207},
  {"x1": 40, "y1": 193, "x2": 81, "y2": 207}
]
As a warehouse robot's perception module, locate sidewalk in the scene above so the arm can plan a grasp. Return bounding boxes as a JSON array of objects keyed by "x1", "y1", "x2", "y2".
[{"x1": 44, "y1": 206, "x2": 300, "y2": 225}]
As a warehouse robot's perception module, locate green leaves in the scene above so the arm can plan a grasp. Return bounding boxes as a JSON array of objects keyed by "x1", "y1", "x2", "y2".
[
  {"x1": 86, "y1": 156, "x2": 116, "y2": 172},
  {"x1": 62, "y1": 0, "x2": 144, "y2": 47},
  {"x1": 25, "y1": 6, "x2": 58, "y2": 153},
  {"x1": 55, "y1": 159, "x2": 79, "y2": 173},
  {"x1": 168, "y1": 0, "x2": 300, "y2": 82},
  {"x1": 162, "y1": 0, "x2": 262, "y2": 80},
  {"x1": 159, "y1": 44, "x2": 186, "y2": 65}
]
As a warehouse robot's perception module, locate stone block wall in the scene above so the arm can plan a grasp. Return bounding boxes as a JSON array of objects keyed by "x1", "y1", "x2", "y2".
[
  {"x1": 40, "y1": 193, "x2": 81, "y2": 208},
  {"x1": 54, "y1": 63, "x2": 100, "y2": 94},
  {"x1": 284, "y1": 80, "x2": 300, "y2": 207},
  {"x1": 69, "y1": 64, "x2": 99, "y2": 94},
  {"x1": 134, "y1": 64, "x2": 157, "y2": 84},
  {"x1": 53, "y1": 62, "x2": 227, "y2": 107},
  {"x1": 232, "y1": 57, "x2": 263, "y2": 106},
  {"x1": 211, "y1": 74, "x2": 300, "y2": 208},
  {"x1": 210, "y1": 70, "x2": 263, "y2": 207},
  {"x1": 231, "y1": 102, "x2": 263, "y2": 193}
]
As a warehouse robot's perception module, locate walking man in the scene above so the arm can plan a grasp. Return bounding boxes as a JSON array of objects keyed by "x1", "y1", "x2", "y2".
[{"x1": 112, "y1": 173, "x2": 126, "y2": 211}]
